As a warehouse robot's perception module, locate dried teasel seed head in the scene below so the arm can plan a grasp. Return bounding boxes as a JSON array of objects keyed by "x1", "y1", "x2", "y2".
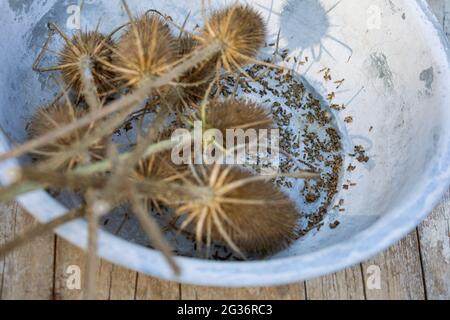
[
  {"x1": 28, "y1": 102, "x2": 107, "y2": 171},
  {"x1": 204, "y1": 99, "x2": 273, "y2": 134},
  {"x1": 59, "y1": 31, "x2": 116, "y2": 97},
  {"x1": 131, "y1": 152, "x2": 181, "y2": 183},
  {"x1": 130, "y1": 130, "x2": 189, "y2": 210},
  {"x1": 175, "y1": 165, "x2": 299, "y2": 256},
  {"x1": 178, "y1": 35, "x2": 198, "y2": 56},
  {"x1": 165, "y1": 36, "x2": 215, "y2": 110},
  {"x1": 133, "y1": 124, "x2": 191, "y2": 178},
  {"x1": 202, "y1": 4, "x2": 266, "y2": 72},
  {"x1": 113, "y1": 14, "x2": 178, "y2": 93}
]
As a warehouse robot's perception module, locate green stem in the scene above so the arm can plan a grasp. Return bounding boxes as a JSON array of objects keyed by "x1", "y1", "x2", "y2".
[{"x1": 0, "y1": 135, "x2": 185, "y2": 202}]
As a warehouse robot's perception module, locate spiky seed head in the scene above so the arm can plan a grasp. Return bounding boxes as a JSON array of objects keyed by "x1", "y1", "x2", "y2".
[
  {"x1": 165, "y1": 36, "x2": 215, "y2": 110},
  {"x1": 204, "y1": 99, "x2": 273, "y2": 134},
  {"x1": 202, "y1": 4, "x2": 266, "y2": 71},
  {"x1": 175, "y1": 165, "x2": 299, "y2": 256},
  {"x1": 28, "y1": 102, "x2": 107, "y2": 171},
  {"x1": 132, "y1": 152, "x2": 181, "y2": 183},
  {"x1": 59, "y1": 31, "x2": 116, "y2": 97},
  {"x1": 113, "y1": 14, "x2": 178, "y2": 93},
  {"x1": 217, "y1": 168, "x2": 299, "y2": 255},
  {"x1": 130, "y1": 128, "x2": 190, "y2": 208},
  {"x1": 130, "y1": 152, "x2": 177, "y2": 212}
]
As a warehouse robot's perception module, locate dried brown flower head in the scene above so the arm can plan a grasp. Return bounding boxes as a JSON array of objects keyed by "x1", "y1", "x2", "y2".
[
  {"x1": 204, "y1": 99, "x2": 273, "y2": 133},
  {"x1": 28, "y1": 102, "x2": 107, "y2": 171},
  {"x1": 112, "y1": 14, "x2": 178, "y2": 93},
  {"x1": 175, "y1": 165, "x2": 299, "y2": 257},
  {"x1": 201, "y1": 4, "x2": 266, "y2": 72},
  {"x1": 131, "y1": 148, "x2": 188, "y2": 187},
  {"x1": 166, "y1": 36, "x2": 215, "y2": 110},
  {"x1": 59, "y1": 31, "x2": 116, "y2": 97}
]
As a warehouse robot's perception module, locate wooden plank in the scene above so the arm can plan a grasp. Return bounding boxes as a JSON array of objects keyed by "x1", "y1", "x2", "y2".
[
  {"x1": 418, "y1": 190, "x2": 450, "y2": 299},
  {"x1": 107, "y1": 264, "x2": 137, "y2": 300},
  {"x1": 181, "y1": 283, "x2": 306, "y2": 300},
  {"x1": 94, "y1": 259, "x2": 114, "y2": 300},
  {"x1": 54, "y1": 236, "x2": 138, "y2": 300},
  {"x1": 136, "y1": 275, "x2": 181, "y2": 300},
  {"x1": 54, "y1": 237, "x2": 85, "y2": 300},
  {"x1": 305, "y1": 266, "x2": 365, "y2": 300},
  {"x1": 0, "y1": 203, "x2": 55, "y2": 300},
  {"x1": 0, "y1": 202, "x2": 15, "y2": 298},
  {"x1": 361, "y1": 232, "x2": 425, "y2": 300}
]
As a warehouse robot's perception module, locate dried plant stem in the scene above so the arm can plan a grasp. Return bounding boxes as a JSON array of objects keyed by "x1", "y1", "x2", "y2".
[
  {"x1": 80, "y1": 57, "x2": 102, "y2": 111},
  {"x1": 0, "y1": 40, "x2": 223, "y2": 162},
  {"x1": 83, "y1": 191, "x2": 100, "y2": 300},
  {"x1": 130, "y1": 194, "x2": 180, "y2": 274},
  {"x1": 103, "y1": 107, "x2": 170, "y2": 201},
  {"x1": 0, "y1": 137, "x2": 316, "y2": 203},
  {"x1": 0, "y1": 133, "x2": 188, "y2": 202},
  {"x1": 20, "y1": 168, "x2": 108, "y2": 191},
  {"x1": 0, "y1": 181, "x2": 42, "y2": 203},
  {"x1": 0, "y1": 208, "x2": 84, "y2": 258},
  {"x1": 14, "y1": 167, "x2": 213, "y2": 206},
  {"x1": 217, "y1": 171, "x2": 320, "y2": 196},
  {"x1": 37, "y1": 105, "x2": 132, "y2": 173},
  {"x1": 76, "y1": 133, "x2": 183, "y2": 175}
]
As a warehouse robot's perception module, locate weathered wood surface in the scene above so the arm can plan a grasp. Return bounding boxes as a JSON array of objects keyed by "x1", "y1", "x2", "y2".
[
  {"x1": 305, "y1": 265, "x2": 365, "y2": 300},
  {"x1": 181, "y1": 284, "x2": 306, "y2": 300},
  {"x1": 0, "y1": 0, "x2": 449, "y2": 300},
  {"x1": 0, "y1": 203, "x2": 54, "y2": 300},
  {"x1": 361, "y1": 232, "x2": 426, "y2": 300},
  {"x1": 418, "y1": 190, "x2": 450, "y2": 300}
]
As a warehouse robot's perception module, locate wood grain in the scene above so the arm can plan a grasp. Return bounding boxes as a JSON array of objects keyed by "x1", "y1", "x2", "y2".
[
  {"x1": 53, "y1": 237, "x2": 85, "y2": 300},
  {"x1": 0, "y1": 203, "x2": 14, "y2": 298},
  {"x1": 54, "y1": 236, "x2": 138, "y2": 300},
  {"x1": 418, "y1": 190, "x2": 450, "y2": 300},
  {"x1": 181, "y1": 284, "x2": 306, "y2": 300},
  {"x1": 361, "y1": 232, "x2": 426, "y2": 300},
  {"x1": 305, "y1": 265, "x2": 365, "y2": 300},
  {"x1": 136, "y1": 275, "x2": 181, "y2": 300},
  {"x1": 107, "y1": 264, "x2": 137, "y2": 300},
  {"x1": 0, "y1": 202, "x2": 54, "y2": 300}
]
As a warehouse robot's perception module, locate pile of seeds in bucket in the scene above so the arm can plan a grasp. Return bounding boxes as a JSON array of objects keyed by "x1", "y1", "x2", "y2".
[{"x1": 220, "y1": 57, "x2": 345, "y2": 237}]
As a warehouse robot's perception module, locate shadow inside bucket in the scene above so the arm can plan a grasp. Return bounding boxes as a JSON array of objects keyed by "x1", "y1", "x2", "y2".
[{"x1": 278, "y1": 0, "x2": 352, "y2": 62}]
